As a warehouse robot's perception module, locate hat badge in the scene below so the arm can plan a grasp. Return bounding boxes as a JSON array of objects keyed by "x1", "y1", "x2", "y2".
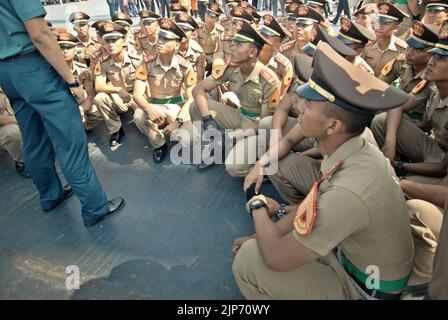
[
  {"x1": 298, "y1": 5, "x2": 309, "y2": 16},
  {"x1": 234, "y1": 19, "x2": 243, "y2": 31},
  {"x1": 210, "y1": 3, "x2": 218, "y2": 11},
  {"x1": 289, "y1": 3, "x2": 298, "y2": 12},
  {"x1": 379, "y1": 4, "x2": 389, "y2": 15},
  {"x1": 160, "y1": 18, "x2": 172, "y2": 29},
  {"x1": 59, "y1": 32, "x2": 71, "y2": 41},
  {"x1": 104, "y1": 22, "x2": 115, "y2": 32},
  {"x1": 340, "y1": 18, "x2": 351, "y2": 32},
  {"x1": 412, "y1": 22, "x2": 424, "y2": 37},
  {"x1": 263, "y1": 14, "x2": 273, "y2": 26},
  {"x1": 440, "y1": 22, "x2": 448, "y2": 40},
  {"x1": 179, "y1": 13, "x2": 189, "y2": 22},
  {"x1": 234, "y1": 6, "x2": 244, "y2": 16}
]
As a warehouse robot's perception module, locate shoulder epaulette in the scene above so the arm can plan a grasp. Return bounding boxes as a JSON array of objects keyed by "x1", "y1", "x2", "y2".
[
  {"x1": 177, "y1": 55, "x2": 190, "y2": 68},
  {"x1": 190, "y1": 39, "x2": 204, "y2": 53},
  {"x1": 212, "y1": 63, "x2": 229, "y2": 80},
  {"x1": 260, "y1": 67, "x2": 278, "y2": 86},
  {"x1": 135, "y1": 62, "x2": 148, "y2": 81},
  {"x1": 412, "y1": 79, "x2": 429, "y2": 94},
  {"x1": 381, "y1": 58, "x2": 397, "y2": 77},
  {"x1": 215, "y1": 24, "x2": 225, "y2": 32},
  {"x1": 274, "y1": 53, "x2": 290, "y2": 67}
]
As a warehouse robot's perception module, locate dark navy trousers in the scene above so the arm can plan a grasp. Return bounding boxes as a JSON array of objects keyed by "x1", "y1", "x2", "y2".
[{"x1": 0, "y1": 52, "x2": 108, "y2": 224}]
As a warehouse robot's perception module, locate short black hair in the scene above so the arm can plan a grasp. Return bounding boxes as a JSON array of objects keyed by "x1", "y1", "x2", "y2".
[{"x1": 323, "y1": 102, "x2": 374, "y2": 136}]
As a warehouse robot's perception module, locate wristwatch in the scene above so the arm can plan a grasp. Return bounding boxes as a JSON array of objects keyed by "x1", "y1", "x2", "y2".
[
  {"x1": 66, "y1": 80, "x2": 81, "y2": 88},
  {"x1": 276, "y1": 203, "x2": 287, "y2": 219},
  {"x1": 249, "y1": 198, "x2": 267, "y2": 217},
  {"x1": 176, "y1": 117, "x2": 184, "y2": 125}
]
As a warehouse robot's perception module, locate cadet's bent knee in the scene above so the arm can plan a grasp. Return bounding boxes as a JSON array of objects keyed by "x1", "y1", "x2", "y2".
[
  {"x1": 232, "y1": 239, "x2": 260, "y2": 283},
  {"x1": 93, "y1": 92, "x2": 111, "y2": 106}
]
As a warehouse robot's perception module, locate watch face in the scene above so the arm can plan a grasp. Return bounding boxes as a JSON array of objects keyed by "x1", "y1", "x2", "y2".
[{"x1": 250, "y1": 199, "x2": 263, "y2": 209}]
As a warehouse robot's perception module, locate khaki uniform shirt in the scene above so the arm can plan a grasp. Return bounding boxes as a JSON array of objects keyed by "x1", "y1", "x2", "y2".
[
  {"x1": 380, "y1": 60, "x2": 430, "y2": 115},
  {"x1": 76, "y1": 36, "x2": 102, "y2": 66},
  {"x1": 266, "y1": 52, "x2": 294, "y2": 95},
  {"x1": 96, "y1": 51, "x2": 142, "y2": 92},
  {"x1": 136, "y1": 54, "x2": 196, "y2": 100},
  {"x1": 72, "y1": 61, "x2": 91, "y2": 87},
  {"x1": 425, "y1": 87, "x2": 448, "y2": 151},
  {"x1": 0, "y1": 88, "x2": 14, "y2": 118},
  {"x1": 362, "y1": 36, "x2": 404, "y2": 77},
  {"x1": 211, "y1": 61, "x2": 281, "y2": 117},
  {"x1": 197, "y1": 23, "x2": 224, "y2": 62},
  {"x1": 134, "y1": 31, "x2": 158, "y2": 57},
  {"x1": 293, "y1": 136, "x2": 414, "y2": 281},
  {"x1": 279, "y1": 40, "x2": 305, "y2": 63},
  {"x1": 178, "y1": 39, "x2": 206, "y2": 74}
]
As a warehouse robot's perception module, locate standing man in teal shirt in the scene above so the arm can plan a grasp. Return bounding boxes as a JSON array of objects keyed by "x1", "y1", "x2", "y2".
[{"x1": 0, "y1": 0, "x2": 125, "y2": 227}]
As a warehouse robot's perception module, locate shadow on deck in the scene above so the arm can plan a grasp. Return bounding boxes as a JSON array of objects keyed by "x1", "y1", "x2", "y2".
[{"x1": 0, "y1": 114, "x2": 281, "y2": 299}]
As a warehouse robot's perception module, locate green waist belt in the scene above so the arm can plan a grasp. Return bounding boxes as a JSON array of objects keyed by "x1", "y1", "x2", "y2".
[
  {"x1": 150, "y1": 96, "x2": 184, "y2": 104},
  {"x1": 340, "y1": 253, "x2": 411, "y2": 293},
  {"x1": 239, "y1": 107, "x2": 260, "y2": 118},
  {"x1": 405, "y1": 111, "x2": 423, "y2": 121},
  {"x1": 394, "y1": 0, "x2": 408, "y2": 4}
]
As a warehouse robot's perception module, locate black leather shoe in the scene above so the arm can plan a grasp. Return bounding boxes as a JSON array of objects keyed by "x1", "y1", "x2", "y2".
[
  {"x1": 153, "y1": 143, "x2": 167, "y2": 163},
  {"x1": 109, "y1": 127, "x2": 125, "y2": 147},
  {"x1": 84, "y1": 197, "x2": 125, "y2": 227},
  {"x1": 15, "y1": 161, "x2": 31, "y2": 178},
  {"x1": 42, "y1": 185, "x2": 74, "y2": 212}
]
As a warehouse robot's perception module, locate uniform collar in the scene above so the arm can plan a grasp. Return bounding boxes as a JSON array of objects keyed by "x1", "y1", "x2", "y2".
[
  {"x1": 372, "y1": 35, "x2": 398, "y2": 52},
  {"x1": 110, "y1": 52, "x2": 132, "y2": 67},
  {"x1": 242, "y1": 61, "x2": 263, "y2": 84},
  {"x1": 320, "y1": 135, "x2": 365, "y2": 175},
  {"x1": 155, "y1": 54, "x2": 180, "y2": 72}
]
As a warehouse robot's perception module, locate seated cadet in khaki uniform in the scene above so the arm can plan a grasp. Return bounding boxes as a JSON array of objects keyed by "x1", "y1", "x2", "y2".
[
  {"x1": 170, "y1": 3, "x2": 189, "y2": 17},
  {"x1": 175, "y1": 13, "x2": 206, "y2": 82},
  {"x1": 69, "y1": 11, "x2": 102, "y2": 67},
  {"x1": 0, "y1": 88, "x2": 28, "y2": 177},
  {"x1": 133, "y1": 10, "x2": 161, "y2": 58},
  {"x1": 57, "y1": 31, "x2": 103, "y2": 132},
  {"x1": 93, "y1": 22, "x2": 142, "y2": 147},
  {"x1": 112, "y1": 12, "x2": 137, "y2": 49},
  {"x1": 371, "y1": 21, "x2": 448, "y2": 184},
  {"x1": 258, "y1": 14, "x2": 294, "y2": 97},
  {"x1": 234, "y1": 42, "x2": 414, "y2": 300},
  {"x1": 379, "y1": 22, "x2": 438, "y2": 118},
  {"x1": 279, "y1": 5, "x2": 325, "y2": 63},
  {"x1": 133, "y1": 18, "x2": 197, "y2": 163},
  {"x1": 423, "y1": 0, "x2": 448, "y2": 27},
  {"x1": 399, "y1": 172, "x2": 447, "y2": 297},
  {"x1": 305, "y1": 0, "x2": 332, "y2": 30},
  {"x1": 362, "y1": 2, "x2": 409, "y2": 77},
  {"x1": 89, "y1": 21, "x2": 109, "y2": 74},
  {"x1": 353, "y1": 4, "x2": 377, "y2": 31},
  {"x1": 189, "y1": 20, "x2": 281, "y2": 174},
  {"x1": 196, "y1": 3, "x2": 225, "y2": 75},
  {"x1": 336, "y1": 17, "x2": 376, "y2": 76}
]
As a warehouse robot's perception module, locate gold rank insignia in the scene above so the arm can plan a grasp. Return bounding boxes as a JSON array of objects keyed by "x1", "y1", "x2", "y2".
[
  {"x1": 234, "y1": 19, "x2": 243, "y2": 32},
  {"x1": 298, "y1": 5, "x2": 309, "y2": 16},
  {"x1": 379, "y1": 4, "x2": 389, "y2": 15},
  {"x1": 294, "y1": 160, "x2": 343, "y2": 237},
  {"x1": 172, "y1": 3, "x2": 181, "y2": 10},
  {"x1": 288, "y1": 3, "x2": 298, "y2": 13},
  {"x1": 263, "y1": 14, "x2": 273, "y2": 26},
  {"x1": 234, "y1": 6, "x2": 244, "y2": 16},
  {"x1": 160, "y1": 18, "x2": 172, "y2": 29},
  {"x1": 381, "y1": 58, "x2": 396, "y2": 76},
  {"x1": 104, "y1": 22, "x2": 115, "y2": 32},
  {"x1": 59, "y1": 32, "x2": 71, "y2": 41},
  {"x1": 179, "y1": 12, "x2": 189, "y2": 22},
  {"x1": 412, "y1": 21, "x2": 424, "y2": 37},
  {"x1": 340, "y1": 17, "x2": 351, "y2": 32},
  {"x1": 210, "y1": 3, "x2": 219, "y2": 12},
  {"x1": 440, "y1": 23, "x2": 448, "y2": 40}
]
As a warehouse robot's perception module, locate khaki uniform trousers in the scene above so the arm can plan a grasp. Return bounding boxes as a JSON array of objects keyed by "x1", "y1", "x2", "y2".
[
  {"x1": 0, "y1": 124, "x2": 23, "y2": 162},
  {"x1": 225, "y1": 116, "x2": 315, "y2": 177},
  {"x1": 406, "y1": 199, "x2": 444, "y2": 286},
  {"x1": 395, "y1": 4, "x2": 413, "y2": 37},
  {"x1": 429, "y1": 200, "x2": 448, "y2": 299},
  {"x1": 133, "y1": 104, "x2": 199, "y2": 149},
  {"x1": 232, "y1": 239, "x2": 363, "y2": 299},
  {"x1": 80, "y1": 104, "x2": 103, "y2": 131},
  {"x1": 93, "y1": 92, "x2": 138, "y2": 134},
  {"x1": 371, "y1": 112, "x2": 445, "y2": 184}
]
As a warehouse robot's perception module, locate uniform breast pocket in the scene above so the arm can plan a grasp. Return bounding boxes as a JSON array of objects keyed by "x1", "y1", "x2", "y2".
[
  {"x1": 170, "y1": 75, "x2": 184, "y2": 88},
  {"x1": 248, "y1": 89, "x2": 263, "y2": 105},
  {"x1": 150, "y1": 74, "x2": 163, "y2": 87}
]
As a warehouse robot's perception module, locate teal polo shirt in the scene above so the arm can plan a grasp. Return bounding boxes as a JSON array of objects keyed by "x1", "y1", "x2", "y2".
[{"x1": 0, "y1": 0, "x2": 47, "y2": 59}]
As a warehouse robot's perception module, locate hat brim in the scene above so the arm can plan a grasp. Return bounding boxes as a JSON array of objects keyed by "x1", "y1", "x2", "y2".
[
  {"x1": 429, "y1": 46, "x2": 448, "y2": 56},
  {"x1": 296, "y1": 18, "x2": 317, "y2": 25},
  {"x1": 337, "y1": 34, "x2": 355, "y2": 45},
  {"x1": 406, "y1": 37, "x2": 429, "y2": 49},
  {"x1": 295, "y1": 82, "x2": 327, "y2": 101},
  {"x1": 426, "y1": 5, "x2": 447, "y2": 10},
  {"x1": 377, "y1": 16, "x2": 397, "y2": 23}
]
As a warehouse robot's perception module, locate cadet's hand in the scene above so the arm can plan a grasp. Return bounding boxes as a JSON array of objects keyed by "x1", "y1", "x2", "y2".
[
  {"x1": 381, "y1": 143, "x2": 396, "y2": 163},
  {"x1": 117, "y1": 88, "x2": 131, "y2": 103},
  {"x1": 244, "y1": 163, "x2": 264, "y2": 194},
  {"x1": 146, "y1": 106, "x2": 165, "y2": 124},
  {"x1": 164, "y1": 122, "x2": 180, "y2": 134},
  {"x1": 232, "y1": 235, "x2": 254, "y2": 255},
  {"x1": 265, "y1": 197, "x2": 281, "y2": 218}
]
